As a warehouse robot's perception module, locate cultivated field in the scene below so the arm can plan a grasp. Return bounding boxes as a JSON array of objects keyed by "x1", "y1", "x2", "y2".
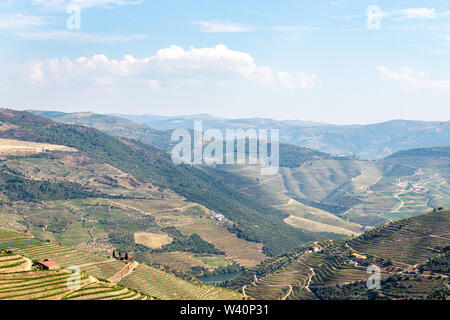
[
  {"x1": 0, "y1": 228, "x2": 244, "y2": 300},
  {"x1": 348, "y1": 210, "x2": 450, "y2": 265},
  {"x1": 0, "y1": 269, "x2": 150, "y2": 300},
  {"x1": 135, "y1": 232, "x2": 173, "y2": 249},
  {"x1": 119, "y1": 264, "x2": 243, "y2": 300},
  {"x1": 0, "y1": 138, "x2": 77, "y2": 156},
  {"x1": 178, "y1": 222, "x2": 266, "y2": 267}
]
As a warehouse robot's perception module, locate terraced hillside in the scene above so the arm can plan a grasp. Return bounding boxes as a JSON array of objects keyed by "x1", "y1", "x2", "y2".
[
  {"x1": 31, "y1": 110, "x2": 357, "y2": 236},
  {"x1": 228, "y1": 210, "x2": 450, "y2": 300},
  {"x1": 0, "y1": 108, "x2": 339, "y2": 257},
  {"x1": 0, "y1": 268, "x2": 151, "y2": 300},
  {"x1": 209, "y1": 163, "x2": 365, "y2": 235},
  {"x1": 218, "y1": 149, "x2": 449, "y2": 228},
  {"x1": 0, "y1": 138, "x2": 267, "y2": 273},
  {"x1": 0, "y1": 251, "x2": 31, "y2": 273},
  {"x1": 0, "y1": 228, "x2": 244, "y2": 300},
  {"x1": 347, "y1": 209, "x2": 450, "y2": 265},
  {"x1": 32, "y1": 110, "x2": 449, "y2": 231},
  {"x1": 119, "y1": 263, "x2": 242, "y2": 300}
]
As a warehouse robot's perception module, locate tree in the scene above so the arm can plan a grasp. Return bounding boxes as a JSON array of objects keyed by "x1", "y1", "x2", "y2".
[{"x1": 367, "y1": 289, "x2": 381, "y2": 300}]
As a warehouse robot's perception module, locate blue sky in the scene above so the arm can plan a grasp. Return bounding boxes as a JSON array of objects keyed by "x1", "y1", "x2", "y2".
[{"x1": 0, "y1": 0, "x2": 449, "y2": 124}]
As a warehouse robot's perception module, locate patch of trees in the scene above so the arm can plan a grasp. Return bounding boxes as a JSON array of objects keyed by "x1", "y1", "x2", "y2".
[
  {"x1": 278, "y1": 143, "x2": 340, "y2": 168},
  {"x1": 286, "y1": 192, "x2": 349, "y2": 215},
  {"x1": 427, "y1": 282, "x2": 449, "y2": 300},
  {"x1": 419, "y1": 250, "x2": 449, "y2": 274},
  {"x1": 311, "y1": 273, "x2": 445, "y2": 300},
  {"x1": 387, "y1": 146, "x2": 450, "y2": 159},
  {"x1": 0, "y1": 166, "x2": 103, "y2": 202},
  {"x1": 153, "y1": 232, "x2": 224, "y2": 255},
  {"x1": 108, "y1": 231, "x2": 148, "y2": 252}
]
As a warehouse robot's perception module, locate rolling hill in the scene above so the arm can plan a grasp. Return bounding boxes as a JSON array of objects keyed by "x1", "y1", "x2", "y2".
[
  {"x1": 216, "y1": 147, "x2": 450, "y2": 227},
  {"x1": 31, "y1": 110, "x2": 450, "y2": 230},
  {"x1": 0, "y1": 228, "x2": 242, "y2": 300},
  {"x1": 30, "y1": 111, "x2": 172, "y2": 151},
  {"x1": 30, "y1": 110, "x2": 348, "y2": 168},
  {"x1": 110, "y1": 114, "x2": 450, "y2": 159},
  {"x1": 227, "y1": 209, "x2": 450, "y2": 300},
  {"x1": 29, "y1": 110, "x2": 363, "y2": 236},
  {"x1": 0, "y1": 108, "x2": 342, "y2": 259},
  {"x1": 0, "y1": 108, "x2": 448, "y2": 300}
]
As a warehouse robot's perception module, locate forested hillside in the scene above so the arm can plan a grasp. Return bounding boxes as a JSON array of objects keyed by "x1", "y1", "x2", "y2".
[{"x1": 0, "y1": 109, "x2": 340, "y2": 256}]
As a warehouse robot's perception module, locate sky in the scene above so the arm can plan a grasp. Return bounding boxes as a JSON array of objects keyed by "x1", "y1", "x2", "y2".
[{"x1": 0, "y1": 0, "x2": 449, "y2": 124}]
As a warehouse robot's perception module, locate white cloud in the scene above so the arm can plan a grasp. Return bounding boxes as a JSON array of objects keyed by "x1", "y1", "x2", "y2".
[
  {"x1": 0, "y1": 12, "x2": 145, "y2": 43},
  {"x1": 384, "y1": 7, "x2": 450, "y2": 20},
  {"x1": 277, "y1": 71, "x2": 319, "y2": 89},
  {"x1": 31, "y1": 0, "x2": 142, "y2": 10},
  {"x1": 378, "y1": 66, "x2": 450, "y2": 92},
  {"x1": 329, "y1": 15, "x2": 361, "y2": 20},
  {"x1": 29, "y1": 61, "x2": 44, "y2": 84},
  {"x1": 28, "y1": 44, "x2": 319, "y2": 90},
  {"x1": 0, "y1": 13, "x2": 47, "y2": 30},
  {"x1": 190, "y1": 21, "x2": 258, "y2": 33},
  {"x1": 273, "y1": 26, "x2": 316, "y2": 32},
  {"x1": 0, "y1": 0, "x2": 14, "y2": 7},
  {"x1": 16, "y1": 30, "x2": 146, "y2": 43},
  {"x1": 191, "y1": 21, "x2": 316, "y2": 34},
  {"x1": 395, "y1": 8, "x2": 438, "y2": 19}
]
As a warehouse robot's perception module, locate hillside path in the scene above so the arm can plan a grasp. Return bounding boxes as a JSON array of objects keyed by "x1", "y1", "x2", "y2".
[
  {"x1": 107, "y1": 261, "x2": 139, "y2": 283},
  {"x1": 305, "y1": 267, "x2": 315, "y2": 293}
]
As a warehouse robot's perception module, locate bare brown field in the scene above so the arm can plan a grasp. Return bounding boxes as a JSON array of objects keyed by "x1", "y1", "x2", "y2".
[
  {"x1": 4, "y1": 155, "x2": 173, "y2": 199},
  {"x1": 0, "y1": 138, "x2": 77, "y2": 155},
  {"x1": 178, "y1": 222, "x2": 267, "y2": 266},
  {"x1": 115, "y1": 199, "x2": 196, "y2": 214},
  {"x1": 281, "y1": 198, "x2": 363, "y2": 235},
  {"x1": 150, "y1": 252, "x2": 207, "y2": 271},
  {"x1": 134, "y1": 232, "x2": 173, "y2": 249},
  {"x1": 284, "y1": 215, "x2": 358, "y2": 236}
]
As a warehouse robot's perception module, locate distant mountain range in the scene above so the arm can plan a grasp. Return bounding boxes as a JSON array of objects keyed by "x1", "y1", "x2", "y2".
[
  {"x1": 29, "y1": 109, "x2": 450, "y2": 228},
  {"x1": 110, "y1": 113, "x2": 450, "y2": 159},
  {"x1": 31, "y1": 110, "x2": 352, "y2": 167}
]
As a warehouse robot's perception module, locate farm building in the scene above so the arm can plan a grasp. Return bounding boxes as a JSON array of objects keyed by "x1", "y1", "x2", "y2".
[
  {"x1": 37, "y1": 259, "x2": 59, "y2": 270},
  {"x1": 351, "y1": 253, "x2": 367, "y2": 262},
  {"x1": 404, "y1": 268, "x2": 420, "y2": 275},
  {"x1": 212, "y1": 212, "x2": 225, "y2": 221}
]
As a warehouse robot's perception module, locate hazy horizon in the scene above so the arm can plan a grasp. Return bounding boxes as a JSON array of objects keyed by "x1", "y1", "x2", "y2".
[{"x1": 14, "y1": 107, "x2": 449, "y2": 126}]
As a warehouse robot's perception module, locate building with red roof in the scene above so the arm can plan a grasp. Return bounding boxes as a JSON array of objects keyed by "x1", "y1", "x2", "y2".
[{"x1": 37, "y1": 259, "x2": 59, "y2": 270}]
